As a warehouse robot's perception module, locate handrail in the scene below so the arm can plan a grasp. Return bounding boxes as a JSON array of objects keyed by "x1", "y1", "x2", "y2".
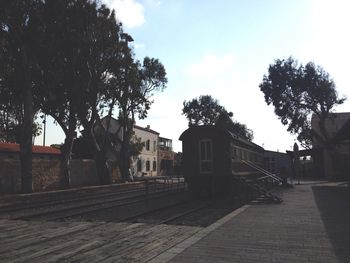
[{"x1": 241, "y1": 160, "x2": 283, "y2": 183}]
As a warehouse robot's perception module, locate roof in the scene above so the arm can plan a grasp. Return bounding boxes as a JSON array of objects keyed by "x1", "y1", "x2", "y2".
[
  {"x1": 179, "y1": 125, "x2": 264, "y2": 151},
  {"x1": 0, "y1": 143, "x2": 61, "y2": 155},
  {"x1": 134, "y1": 125, "x2": 160, "y2": 135},
  {"x1": 159, "y1": 136, "x2": 172, "y2": 141},
  {"x1": 101, "y1": 116, "x2": 160, "y2": 135}
]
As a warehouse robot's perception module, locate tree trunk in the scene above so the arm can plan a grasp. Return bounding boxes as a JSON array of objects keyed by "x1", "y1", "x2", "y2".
[
  {"x1": 95, "y1": 149, "x2": 111, "y2": 185},
  {"x1": 20, "y1": 85, "x2": 33, "y2": 193},
  {"x1": 119, "y1": 125, "x2": 131, "y2": 181},
  {"x1": 86, "y1": 119, "x2": 111, "y2": 185},
  {"x1": 60, "y1": 133, "x2": 74, "y2": 188},
  {"x1": 59, "y1": 116, "x2": 76, "y2": 188}
]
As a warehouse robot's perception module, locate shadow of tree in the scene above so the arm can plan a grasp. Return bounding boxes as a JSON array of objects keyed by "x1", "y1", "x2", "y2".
[{"x1": 312, "y1": 185, "x2": 350, "y2": 263}]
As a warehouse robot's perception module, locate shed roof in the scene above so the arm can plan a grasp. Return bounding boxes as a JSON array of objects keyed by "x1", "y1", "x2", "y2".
[
  {"x1": 0, "y1": 143, "x2": 61, "y2": 155},
  {"x1": 179, "y1": 125, "x2": 264, "y2": 151}
]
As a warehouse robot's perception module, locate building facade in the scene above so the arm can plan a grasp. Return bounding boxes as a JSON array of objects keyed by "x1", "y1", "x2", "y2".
[
  {"x1": 132, "y1": 125, "x2": 159, "y2": 176},
  {"x1": 311, "y1": 112, "x2": 350, "y2": 179},
  {"x1": 159, "y1": 137, "x2": 175, "y2": 175},
  {"x1": 263, "y1": 150, "x2": 292, "y2": 179}
]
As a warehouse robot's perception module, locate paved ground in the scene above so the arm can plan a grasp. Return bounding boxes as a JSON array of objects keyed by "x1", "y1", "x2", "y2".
[
  {"x1": 1, "y1": 180, "x2": 349, "y2": 262},
  {"x1": 151, "y1": 181, "x2": 350, "y2": 263}
]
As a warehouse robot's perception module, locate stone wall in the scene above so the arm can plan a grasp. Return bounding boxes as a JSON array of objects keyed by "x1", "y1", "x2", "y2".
[
  {"x1": 70, "y1": 159, "x2": 98, "y2": 188},
  {"x1": 0, "y1": 159, "x2": 122, "y2": 193}
]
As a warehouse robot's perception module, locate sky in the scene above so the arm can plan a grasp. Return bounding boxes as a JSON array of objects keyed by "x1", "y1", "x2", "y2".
[{"x1": 34, "y1": 0, "x2": 350, "y2": 153}]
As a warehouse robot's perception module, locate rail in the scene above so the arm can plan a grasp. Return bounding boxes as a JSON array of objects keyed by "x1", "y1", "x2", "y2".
[
  {"x1": 135, "y1": 176, "x2": 187, "y2": 200},
  {"x1": 241, "y1": 160, "x2": 283, "y2": 184}
]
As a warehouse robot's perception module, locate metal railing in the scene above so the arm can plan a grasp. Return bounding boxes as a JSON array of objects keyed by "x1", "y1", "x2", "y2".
[
  {"x1": 241, "y1": 160, "x2": 283, "y2": 184},
  {"x1": 136, "y1": 176, "x2": 187, "y2": 200}
]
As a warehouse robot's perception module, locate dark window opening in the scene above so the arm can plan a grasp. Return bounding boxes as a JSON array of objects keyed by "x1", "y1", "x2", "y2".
[{"x1": 146, "y1": 160, "x2": 150, "y2": 171}]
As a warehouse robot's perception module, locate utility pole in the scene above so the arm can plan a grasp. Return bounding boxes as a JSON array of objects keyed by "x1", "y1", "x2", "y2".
[{"x1": 43, "y1": 114, "x2": 46, "y2": 146}]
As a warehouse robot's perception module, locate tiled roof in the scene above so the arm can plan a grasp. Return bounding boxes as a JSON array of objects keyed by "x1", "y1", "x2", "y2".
[{"x1": 0, "y1": 143, "x2": 61, "y2": 155}]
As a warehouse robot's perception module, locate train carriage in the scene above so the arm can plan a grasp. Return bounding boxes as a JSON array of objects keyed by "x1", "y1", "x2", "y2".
[{"x1": 179, "y1": 125, "x2": 265, "y2": 195}]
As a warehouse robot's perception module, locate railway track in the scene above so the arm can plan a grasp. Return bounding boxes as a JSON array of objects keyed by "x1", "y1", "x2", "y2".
[
  {"x1": 16, "y1": 190, "x2": 189, "y2": 221},
  {"x1": 120, "y1": 195, "x2": 246, "y2": 227},
  {"x1": 1, "y1": 177, "x2": 246, "y2": 229},
  {"x1": 0, "y1": 178, "x2": 188, "y2": 221}
]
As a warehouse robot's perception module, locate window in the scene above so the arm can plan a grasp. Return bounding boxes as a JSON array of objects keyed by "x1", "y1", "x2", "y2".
[
  {"x1": 153, "y1": 160, "x2": 157, "y2": 171},
  {"x1": 199, "y1": 139, "x2": 213, "y2": 173},
  {"x1": 137, "y1": 159, "x2": 142, "y2": 172},
  {"x1": 153, "y1": 141, "x2": 157, "y2": 152},
  {"x1": 146, "y1": 140, "x2": 150, "y2": 151},
  {"x1": 146, "y1": 160, "x2": 150, "y2": 171}
]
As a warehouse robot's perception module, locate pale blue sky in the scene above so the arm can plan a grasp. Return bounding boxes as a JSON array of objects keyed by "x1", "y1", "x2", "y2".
[{"x1": 35, "y1": 0, "x2": 350, "y2": 152}]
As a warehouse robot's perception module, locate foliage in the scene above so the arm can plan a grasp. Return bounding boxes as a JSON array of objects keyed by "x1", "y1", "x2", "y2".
[
  {"x1": 182, "y1": 95, "x2": 254, "y2": 141},
  {"x1": 130, "y1": 134, "x2": 144, "y2": 159},
  {"x1": 259, "y1": 57, "x2": 346, "y2": 148},
  {"x1": 0, "y1": 0, "x2": 46, "y2": 192},
  {"x1": 0, "y1": 0, "x2": 167, "y2": 188},
  {"x1": 104, "y1": 53, "x2": 167, "y2": 180},
  {"x1": 182, "y1": 95, "x2": 226, "y2": 126}
]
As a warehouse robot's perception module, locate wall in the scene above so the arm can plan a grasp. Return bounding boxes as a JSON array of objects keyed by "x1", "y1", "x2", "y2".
[
  {"x1": 0, "y1": 159, "x2": 122, "y2": 193},
  {"x1": 0, "y1": 159, "x2": 61, "y2": 192},
  {"x1": 133, "y1": 127, "x2": 159, "y2": 176}
]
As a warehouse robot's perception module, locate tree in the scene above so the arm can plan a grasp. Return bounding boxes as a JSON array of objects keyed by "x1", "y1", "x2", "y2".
[
  {"x1": 105, "y1": 53, "x2": 167, "y2": 180},
  {"x1": 182, "y1": 95, "x2": 226, "y2": 126},
  {"x1": 259, "y1": 57, "x2": 346, "y2": 149},
  {"x1": 0, "y1": 0, "x2": 45, "y2": 192},
  {"x1": 215, "y1": 111, "x2": 254, "y2": 141},
  {"x1": 37, "y1": 0, "x2": 120, "y2": 186},
  {"x1": 182, "y1": 95, "x2": 254, "y2": 141}
]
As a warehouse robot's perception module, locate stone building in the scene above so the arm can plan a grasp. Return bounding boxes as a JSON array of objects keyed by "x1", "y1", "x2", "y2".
[
  {"x1": 311, "y1": 112, "x2": 350, "y2": 179},
  {"x1": 132, "y1": 125, "x2": 159, "y2": 176}
]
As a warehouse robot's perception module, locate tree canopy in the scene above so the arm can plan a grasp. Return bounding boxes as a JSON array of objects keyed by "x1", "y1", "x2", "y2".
[
  {"x1": 0, "y1": 0, "x2": 167, "y2": 191},
  {"x1": 182, "y1": 95, "x2": 254, "y2": 141},
  {"x1": 259, "y1": 57, "x2": 346, "y2": 148}
]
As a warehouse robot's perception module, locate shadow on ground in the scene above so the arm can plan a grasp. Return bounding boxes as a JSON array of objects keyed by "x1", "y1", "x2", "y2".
[{"x1": 312, "y1": 185, "x2": 350, "y2": 263}]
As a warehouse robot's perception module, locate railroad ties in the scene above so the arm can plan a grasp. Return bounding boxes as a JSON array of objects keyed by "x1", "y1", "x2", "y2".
[{"x1": 0, "y1": 178, "x2": 205, "y2": 262}]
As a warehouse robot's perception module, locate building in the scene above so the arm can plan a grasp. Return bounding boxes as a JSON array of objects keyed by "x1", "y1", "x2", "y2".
[
  {"x1": 159, "y1": 137, "x2": 175, "y2": 175},
  {"x1": 0, "y1": 143, "x2": 61, "y2": 160},
  {"x1": 263, "y1": 150, "x2": 292, "y2": 178},
  {"x1": 132, "y1": 125, "x2": 159, "y2": 176},
  {"x1": 98, "y1": 116, "x2": 124, "y2": 161},
  {"x1": 99, "y1": 116, "x2": 177, "y2": 177},
  {"x1": 311, "y1": 112, "x2": 350, "y2": 179}
]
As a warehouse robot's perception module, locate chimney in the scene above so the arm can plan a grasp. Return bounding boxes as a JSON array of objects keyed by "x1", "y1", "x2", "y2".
[{"x1": 146, "y1": 125, "x2": 150, "y2": 130}]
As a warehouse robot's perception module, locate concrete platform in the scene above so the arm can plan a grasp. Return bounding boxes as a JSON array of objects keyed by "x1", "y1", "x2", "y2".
[{"x1": 151, "y1": 180, "x2": 350, "y2": 263}]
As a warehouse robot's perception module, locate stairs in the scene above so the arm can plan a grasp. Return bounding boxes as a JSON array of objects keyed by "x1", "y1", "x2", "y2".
[{"x1": 233, "y1": 164, "x2": 283, "y2": 204}]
